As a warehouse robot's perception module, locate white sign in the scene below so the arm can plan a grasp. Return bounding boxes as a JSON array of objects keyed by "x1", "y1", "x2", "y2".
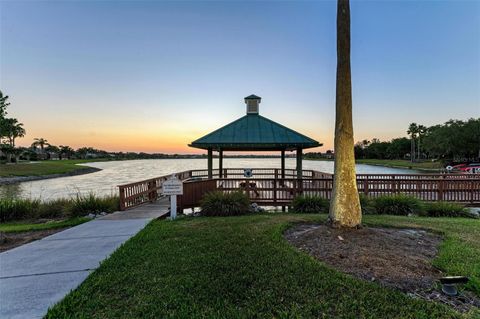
[
  {"x1": 162, "y1": 178, "x2": 183, "y2": 195},
  {"x1": 163, "y1": 175, "x2": 183, "y2": 220}
]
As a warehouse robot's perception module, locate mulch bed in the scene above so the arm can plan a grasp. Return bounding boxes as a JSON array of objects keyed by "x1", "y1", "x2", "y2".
[
  {"x1": 0, "y1": 228, "x2": 67, "y2": 252},
  {"x1": 285, "y1": 224, "x2": 480, "y2": 313}
]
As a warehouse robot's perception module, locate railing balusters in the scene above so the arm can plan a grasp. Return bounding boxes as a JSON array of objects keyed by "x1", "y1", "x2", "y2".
[{"x1": 118, "y1": 170, "x2": 480, "y2": 210}]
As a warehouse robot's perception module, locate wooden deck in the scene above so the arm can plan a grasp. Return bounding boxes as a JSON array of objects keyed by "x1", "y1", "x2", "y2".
[
  {"x1": 103, "y1": 197, "x2": 171, "y2": 219},
  {"x1": 118, "y1": 169, "x2": 480, "y2": 211}
]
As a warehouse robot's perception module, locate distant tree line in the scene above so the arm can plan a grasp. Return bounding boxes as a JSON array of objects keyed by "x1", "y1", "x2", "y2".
[
  {"x1": 304, "y1": 118, "x2": 479, "y2": 164},
  {"x1": 356, "y1": 119, "x2": 479, "y2": 162}
]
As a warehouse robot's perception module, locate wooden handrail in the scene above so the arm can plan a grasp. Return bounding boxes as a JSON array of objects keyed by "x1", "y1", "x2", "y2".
[{"x1": 118, "y1": 169, "x2": 480, "y2": 210}]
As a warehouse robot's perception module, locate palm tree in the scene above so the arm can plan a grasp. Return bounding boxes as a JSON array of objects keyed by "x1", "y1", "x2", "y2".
[
  {"x1": 32, "y1": 138, "x2": 49, "y2": 152},
  {"x1": 417, "y1": 124, "x2": 426, "y2": 160},
  {"x1": 328, "y1": 0, "x2": 362, "y2": 228},
  {"x1": 4, "y1": 118, "x2": 26, "y2": 147},
  {"x1": 407, "y1": 123, "x2": 418, "y2": 162},
  {"x1": 59, "y1": 145, "x2": 74, "y2": 160}
]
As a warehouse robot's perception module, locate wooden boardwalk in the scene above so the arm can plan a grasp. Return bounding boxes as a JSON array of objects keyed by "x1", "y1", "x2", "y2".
[{"x1": 102, "y1": 197, "x2": 170, "y2": 220}]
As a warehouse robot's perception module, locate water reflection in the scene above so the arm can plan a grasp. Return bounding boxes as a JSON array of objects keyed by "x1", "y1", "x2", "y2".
[{"x1": 0, "y1": 158, "x2": 418, "y2": 200}]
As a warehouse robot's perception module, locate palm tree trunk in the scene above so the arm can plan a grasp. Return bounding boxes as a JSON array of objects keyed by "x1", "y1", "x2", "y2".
[
  {"x1": 411, "y1": 138, "x2": 415, "y2": 162},
  {"x1": 328, "y1": 0, "x2": 361, "y2": 228},
  {"x1": 417, "y1": 137, "x2": 421, "y2": 160}
]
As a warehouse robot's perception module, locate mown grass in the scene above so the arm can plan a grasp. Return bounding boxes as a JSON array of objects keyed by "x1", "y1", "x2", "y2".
[
  {"x1": 0, "y1": 217, "x2": 89, "y2": 233},
  {"x1": 47, "y1": 214, "x2": 479, "y2": 318},
  {"x1": 355, "y1": 159, "x2": 443, "y2": 171},
  {"x1": 0, "y1": 159, "x2": 101, "y2": 177}
]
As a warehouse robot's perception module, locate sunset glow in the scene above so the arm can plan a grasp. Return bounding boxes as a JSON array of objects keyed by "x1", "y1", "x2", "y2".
[{"x1": 1, "y1": 1, "x2": 478, "y2": 154}]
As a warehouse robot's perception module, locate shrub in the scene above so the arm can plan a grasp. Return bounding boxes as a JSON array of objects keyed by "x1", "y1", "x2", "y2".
[
  {"x1": 359, "y1": 193, "x2": 376, "y2": 214},
  {"x1": 69, "y1": 193, "x2": 119, "y2": 217},
  {"x1": 200, "y1": 191, "x2": 251, "y2": 217},
  {"x1": 0, "y1": 198, "x2": 40, "y2": 222},
  {"x1": 291, "y1": 195, "x2": 329, "y2": 214},
  {"x1": 0, "y1": 194, "x2": 120, "y2": 222},
  {"x1": 373, "y1": 194, "x2": 424, "y2": 216},
  {"x1": 422, "y1": 202, "x2": 472, "y2": 218},
  {"x1": 37, "y1": 198, "x2": 71, "y2": 219}
]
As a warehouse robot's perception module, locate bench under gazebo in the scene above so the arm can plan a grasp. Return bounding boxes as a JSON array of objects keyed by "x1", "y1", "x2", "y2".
[{"x1": 189, "y1": 94, "x2": 322, "y2": 180}]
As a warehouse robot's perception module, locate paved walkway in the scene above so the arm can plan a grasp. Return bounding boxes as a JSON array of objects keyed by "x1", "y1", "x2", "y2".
[{"x1": 0, "y1": 199, "x2": 169, "y2": 319}]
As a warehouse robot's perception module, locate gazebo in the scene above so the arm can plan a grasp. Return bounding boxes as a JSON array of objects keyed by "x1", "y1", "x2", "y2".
[{"x1": 189, "y1": 95, "x2": 321, "y2": 179}]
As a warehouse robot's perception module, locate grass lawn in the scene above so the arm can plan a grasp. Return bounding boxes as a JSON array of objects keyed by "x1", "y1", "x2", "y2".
[
  {"x1": 46, "y1": 214, "x2": 479, "y2": 318},
  {"x1": 0, "y1": 217, "x2": 89, "y2": 233},
  {"x1": 355, "y1": 159, "x2": 443, "y2": 171},
  {"x1": 0, "y1": 159, "x2": 102, "y2": 177}
]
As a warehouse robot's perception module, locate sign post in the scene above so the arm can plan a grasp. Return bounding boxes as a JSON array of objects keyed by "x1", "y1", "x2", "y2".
[{"x1": 162, "y1": 175, "x2": 183, "y2": 220}]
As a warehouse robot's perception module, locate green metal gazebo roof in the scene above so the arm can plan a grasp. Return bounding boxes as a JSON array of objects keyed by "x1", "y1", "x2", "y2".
[{"x1": 189, "y1": 114, "x2": 321, "y2": 151}]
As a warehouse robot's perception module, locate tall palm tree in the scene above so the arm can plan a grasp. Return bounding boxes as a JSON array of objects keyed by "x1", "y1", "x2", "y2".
[
  {"x1": 417, "y1": 124, "x2": 426, "y2": 160},
  {"x1": 407, "y1": 123, "x2": 418, "y2": 162},
  {"x1": 328, "y1": 0, "x2": 362, "y2": 228},
  {"x1": 13, "y1": 122, "x2": 25, "y2": 147}
]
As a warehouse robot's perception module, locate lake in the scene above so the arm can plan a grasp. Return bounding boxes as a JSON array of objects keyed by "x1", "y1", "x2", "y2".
[{"x1": 0, "y1": 158, "x2": 419, "y2": 200}]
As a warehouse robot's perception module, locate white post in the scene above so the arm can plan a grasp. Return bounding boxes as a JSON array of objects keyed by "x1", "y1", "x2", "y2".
[{"x1": 170, "y1": 195, "x2": 177, "y2": 220}]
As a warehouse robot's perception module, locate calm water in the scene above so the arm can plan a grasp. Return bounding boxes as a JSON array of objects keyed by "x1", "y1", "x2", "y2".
[{"x1": 0, "y1": 158, "x2": 418, "y2": 200}]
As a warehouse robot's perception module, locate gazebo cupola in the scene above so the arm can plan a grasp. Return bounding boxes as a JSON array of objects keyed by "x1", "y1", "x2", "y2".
[
  {"x1": 189, "y1": 95, "x2": 322, "y2": 179},
  {"x1": 245, "y1": 94, "x2": 261, "y2": 114}
]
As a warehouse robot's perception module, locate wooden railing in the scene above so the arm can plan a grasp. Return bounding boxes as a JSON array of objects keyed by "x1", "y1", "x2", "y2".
[
  {"x1": 119, "y1": 169, "x2": 480, "y2": 210},
  {"x1": 118, "y1": 170, "x2": 192, "y2": 210}
]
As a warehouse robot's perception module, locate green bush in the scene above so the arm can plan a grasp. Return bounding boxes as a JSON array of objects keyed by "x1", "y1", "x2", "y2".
[
  {"x1": 69, "y1": 193, "x2": 119, "y2": 217},
  {"x1": 200, "y1": 191, "x2": 251, "y2": 217},
  {"x1": 422, "y1": 202, "x2": 472, "y2": 218},
  {"x1": 291, "y1": 195, "x2": 329, "y2": 214},
  {"x1": 359, "y1": 193, "x2": 376, "y2": 214},
  {"x1": 0, "y1": 198, "x2": 40, "y2": 222},
  {"x1": 373, "y1": 194, "x2": 424, "y2": 216}
]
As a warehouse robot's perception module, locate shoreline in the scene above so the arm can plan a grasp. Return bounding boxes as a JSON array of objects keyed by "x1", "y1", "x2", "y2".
[
  {"x1": 304, "y1": 158, "x2": 442, "y2": 172},
  {"x1": 0, "y1": 166, "x2": 102, "y2": 185}
]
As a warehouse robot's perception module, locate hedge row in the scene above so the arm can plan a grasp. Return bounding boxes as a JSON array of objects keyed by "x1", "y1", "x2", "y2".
[
  {"x1": 292, "y1": 193, "x2": 475, "y2": 218},
  {"x1": 0, "y1": 194, "x2": 119, "y2": 222}
]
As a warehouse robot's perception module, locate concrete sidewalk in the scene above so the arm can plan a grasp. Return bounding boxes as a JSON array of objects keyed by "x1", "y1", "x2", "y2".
[{"x1": 0, "y1": 201, "x2": 169, "y2": 319}]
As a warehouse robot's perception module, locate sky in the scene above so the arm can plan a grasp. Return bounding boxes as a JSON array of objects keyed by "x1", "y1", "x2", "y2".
[{"x1": 0, "y1": 0, "x2": 479, "y2": 154}]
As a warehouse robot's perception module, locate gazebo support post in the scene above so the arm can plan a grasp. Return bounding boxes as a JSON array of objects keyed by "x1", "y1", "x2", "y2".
[
  {"x1": 281, "y1": 150, "x2": 286, "y2": 212},
  {"x1": 296, "y1": 147, "x2": 303, "y2": 196},
  {"x1": 296, "y1": 147, "x2": 302, "y2": 179},
  {"x1": 218, "y1": 149, "x2": 223, "y2": 178},
  {"x1": 207, "y1": 148, "x2": 213, "y2": 179}
]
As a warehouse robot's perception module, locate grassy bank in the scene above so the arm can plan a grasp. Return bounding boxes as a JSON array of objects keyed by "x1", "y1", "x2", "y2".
[
  {"x1": 304, "y1": 158, "x2": 443, "y2": 171},
  {"x1": 47, "y1": 214, "x2": 479, "y2": 318},
  {"x1": 0, "y1": 159, "x2": 104, "y2": 177},
  {"x1": 355, "y1": 159, "x2": 443, "y2": 171}
]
